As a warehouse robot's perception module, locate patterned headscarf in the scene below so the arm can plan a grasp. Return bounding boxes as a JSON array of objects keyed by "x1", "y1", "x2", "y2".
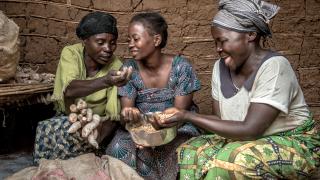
[{"x1": 212, "y1": 0, "x2": 280, "y2": 37}]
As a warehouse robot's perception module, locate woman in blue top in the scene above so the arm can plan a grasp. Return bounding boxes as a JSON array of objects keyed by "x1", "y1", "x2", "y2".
[{"x1": 105, "y1": 12, "x2": 201, "y2": 180}]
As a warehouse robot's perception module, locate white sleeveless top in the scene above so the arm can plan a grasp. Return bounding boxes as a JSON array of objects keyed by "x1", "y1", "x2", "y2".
[{"x1": 211, "y1": 54, "x2": 310, "y2": 135}]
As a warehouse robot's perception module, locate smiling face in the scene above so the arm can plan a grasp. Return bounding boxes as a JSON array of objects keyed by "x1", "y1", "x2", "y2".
[
  {"x1": 84, "y1": 33, "x2": 117, "y2": 65},
  {"x1": 127, "y1": 22, "x2": 158, "y2": 61},
  {"x1": 211, "y1": 26, "x2": 251, "y2": 70}
]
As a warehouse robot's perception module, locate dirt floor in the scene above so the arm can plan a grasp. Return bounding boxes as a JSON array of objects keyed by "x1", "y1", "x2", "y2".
[
  {"x1": 0, "y1": 152, "x2": 33, "y2": 179},
  {"x1": 0, "y1": 103, "x2": 55, "y2": 179}
]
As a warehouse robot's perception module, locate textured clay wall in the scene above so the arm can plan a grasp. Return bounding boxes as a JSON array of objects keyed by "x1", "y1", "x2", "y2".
[{"x1": 0, "y1": 0, "x2": 319, "y2": 118}]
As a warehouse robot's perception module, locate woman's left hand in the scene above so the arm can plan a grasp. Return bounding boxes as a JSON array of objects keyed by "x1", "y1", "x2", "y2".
[{"x1": 157, "y1": 107, "x2": 186, "y2": 128}]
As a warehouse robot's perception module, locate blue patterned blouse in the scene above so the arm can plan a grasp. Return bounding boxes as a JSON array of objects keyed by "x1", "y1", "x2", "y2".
[{"x1": 118, "y1": 55, "x2": 201, "y2": 113}]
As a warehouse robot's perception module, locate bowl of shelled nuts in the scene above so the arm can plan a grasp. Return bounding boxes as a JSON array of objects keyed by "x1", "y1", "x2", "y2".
[{"x1": 126, "y1": 112, "x2": 177, "y2": 147}]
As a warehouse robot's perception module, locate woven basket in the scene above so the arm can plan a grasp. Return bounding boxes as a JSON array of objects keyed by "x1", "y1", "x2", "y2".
[{"x1": 0, "y1": 83, "x2": 53, "y2": 107}]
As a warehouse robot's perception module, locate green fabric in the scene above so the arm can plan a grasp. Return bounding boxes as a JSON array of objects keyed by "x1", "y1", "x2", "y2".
[
  {"x1": 177, "y1": 117, "x2": 320, "y2": 179},
  {"x1": 51, "y1": 43, "x2": 122, "y2": 120}
]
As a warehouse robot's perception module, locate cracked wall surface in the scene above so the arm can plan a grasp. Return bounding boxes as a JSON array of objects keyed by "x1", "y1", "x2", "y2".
[{"x1": 0, "y1": 0, "x2": 319, "y2": 117}]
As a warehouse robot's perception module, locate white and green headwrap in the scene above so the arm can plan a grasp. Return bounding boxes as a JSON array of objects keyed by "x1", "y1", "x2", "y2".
[{"x1": 212, "y1": 0, "x2": 280, "y2": 37}]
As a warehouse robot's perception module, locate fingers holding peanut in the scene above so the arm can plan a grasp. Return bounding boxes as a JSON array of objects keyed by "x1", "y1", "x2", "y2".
[{"x1": 106, "y1": 66, "x2": 133, "y2": 87}]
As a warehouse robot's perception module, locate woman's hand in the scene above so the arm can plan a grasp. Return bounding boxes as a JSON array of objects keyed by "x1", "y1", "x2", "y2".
[
  {"x1": 121, "y1": 107, "x2": 141, "y2": 124},
  {"x1": 120, "y1": 107, "x2": 146, "y2": 149},
  {"x1": 157, "y1": 107, "x2": 186, "y2": 128},
  {"x1": 106, "y1": 66, "x2": 133, "y2": 87}
]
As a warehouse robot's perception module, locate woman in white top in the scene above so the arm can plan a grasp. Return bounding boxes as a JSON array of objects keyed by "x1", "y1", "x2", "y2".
[{"x1": 154, "y1": 0, "x2": 320, "y2": 179}]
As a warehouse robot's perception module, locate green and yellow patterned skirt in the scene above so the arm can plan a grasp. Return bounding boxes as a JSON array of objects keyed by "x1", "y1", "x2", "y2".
[{"x1": 177, "y1": 118, "x2": 320, "y2": 179}]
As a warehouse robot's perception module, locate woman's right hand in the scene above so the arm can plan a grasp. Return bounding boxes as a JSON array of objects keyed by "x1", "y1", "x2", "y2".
[
  {"x1": 121, "y1": 107, "x2": 141, "y2": 124},
  {"x1": 157, "y1": 107, "x2": 186, "y2": 128},
  {"x1": 106, "y1": 66, "x2": 133, "y2": 87},
  {"x1": 121, "y1": 107, "x2": 147, "y2": 149}
]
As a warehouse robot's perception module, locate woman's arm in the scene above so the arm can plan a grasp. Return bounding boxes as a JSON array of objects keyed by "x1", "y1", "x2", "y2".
[
  {"x1": 174, "y1": 94, "x2": 193, "y2": 110},
  {"x1": 120, "y1": 96, "x2": 141, "y2": 123},
  {"x1": 169, "y1": 94, "x2": 194, "y2": 128},
  {"x1": 172, "y1": 56, "x2": 201, "y2": 110},
  {"x1": 65, "y1": 69, "x2": 131, "y2": 98},
  {"x1": 64, "y1": 77, "x2": 111, "y2": 112},
  {"x1": 65, "y1": 76, "x2": 112, "y2": 98},
  {"x1": 64, "y1": 69, "x2": 131, "y2": 113},
  {"x1": 181, "y1": 102, "x2": 280, "y2": 140},
  {"x1": 121, "y1": 96, "x2": 135, "y2": 108},
  {"x1": 164, "y1": 74, "x2": 281, "y2": 140}
]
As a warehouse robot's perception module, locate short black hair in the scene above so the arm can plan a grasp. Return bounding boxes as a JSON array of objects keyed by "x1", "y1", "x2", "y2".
[
  {"x1": 130, "y1": 12, "x2": 168, "y2": 48},
  {"x1": 76, "y1": 11, "x2": 118, "y2": 40}
]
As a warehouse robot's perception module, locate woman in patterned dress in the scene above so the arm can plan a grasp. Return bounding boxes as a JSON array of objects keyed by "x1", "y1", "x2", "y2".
[
  {"x1": 156, "y1": 0, "x2": 320, "y2": 179},
  {"x1": 105, "y1": 12, "x2": 201, "y2": 180},
  {"x1": 33, "y1": 12, "x2": 131, "y2": 164}
]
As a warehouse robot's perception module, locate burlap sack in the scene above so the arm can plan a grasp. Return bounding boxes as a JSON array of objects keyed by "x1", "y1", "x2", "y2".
[
  {"x1": 0, "y1": 10, "x2": 20, "y2": 83},
  {"x1": 5, "y1": 153, "x2": 143, "y2": 180}
]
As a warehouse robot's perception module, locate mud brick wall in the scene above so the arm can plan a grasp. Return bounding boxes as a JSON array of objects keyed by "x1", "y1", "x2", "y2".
[{"x1": 0, "y1": 0, "x2": 319, "y2": 118}]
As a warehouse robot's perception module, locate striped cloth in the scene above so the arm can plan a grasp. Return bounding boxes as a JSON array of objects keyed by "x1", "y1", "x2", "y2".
[{"x1": 212, "y1": 0, "x2": 280, "y2": 37}]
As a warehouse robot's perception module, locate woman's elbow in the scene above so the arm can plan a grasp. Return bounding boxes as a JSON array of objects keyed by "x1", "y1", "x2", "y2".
[
  {"x1": 237, "y1": 135, "x2": 263, "y2": 141},
  {"x1": 234, "y1": 127, "x2": 265, "y2": 141},
  {"x1": 64, "y1": 87, "x2": 78, "y2": 98}
]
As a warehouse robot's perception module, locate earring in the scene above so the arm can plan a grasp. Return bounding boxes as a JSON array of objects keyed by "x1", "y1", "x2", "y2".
[{"x1": 155, "y1": 40, "x2": 160, "y2": 47}]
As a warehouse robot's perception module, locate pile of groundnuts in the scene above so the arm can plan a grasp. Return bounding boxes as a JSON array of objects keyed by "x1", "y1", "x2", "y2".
[{"x1": 67, "y1": 99, "x2": 102, "y2": 149}]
